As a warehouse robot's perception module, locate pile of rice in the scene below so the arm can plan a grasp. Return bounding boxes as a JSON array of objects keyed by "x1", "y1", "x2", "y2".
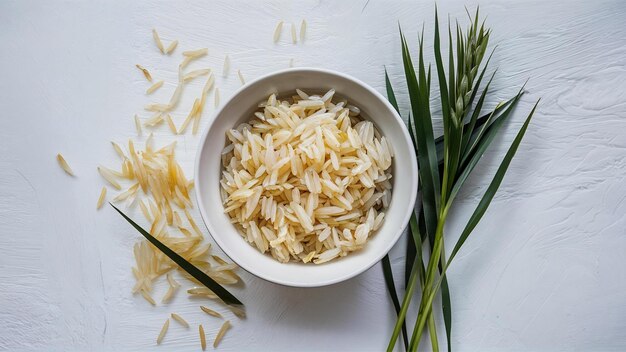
[{"x1": 220, "y1": 89, "x2": 394, "y2": 264}]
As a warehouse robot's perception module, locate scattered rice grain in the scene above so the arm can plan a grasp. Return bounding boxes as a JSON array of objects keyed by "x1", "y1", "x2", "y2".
[
  {"x1": 57, "y1": 153, "x2": 74, "y2": 176},
  {"x1": 134, "y1": 115, "x2": 142, "y2": 135},
  {"x1": 157, "y1": 318, "x2": 169, "y2": 344},
  {"x1": 300, "y1": 20, "x2": 307, "y2": 41},
  {"x1": 199, "y1": 324, "x2": 206, "y2": 350},
  {"x1": 165, "y1": 40, "x2": 178, "y2": 54},
  {"x1": 136, "y1": 64, "x2": 153, "y2": 82},
  {"x1": 200, "y1": 305, "x2": 222, "y2": 318},
  {"x1": 96, "y1": 187, "x2": 107, "y2": 209},
  {"x1": 273, "y1": 21, "x2": 283, "y2": 43},
  {"x1": 213, "y1": 320, "x2": 231, "y2": 348},
  {"x1": 171, "y1": 313, "x2": 189, "y2": 328},
  {"x1": 152, "y1": 29, "x2": 165, "y2": 53},
  {"x1": 222, "y1": 55, "x2": 230, "y2": 77},
  {"x1": 291, "y1": 23, "x2": 297, "y2": 43},
  {"x1": 146, "y1": 80, "x2": 164, "y2": 94},
  {"x1": 237, "y1": 69, "x2": 245, "y2": 85}
]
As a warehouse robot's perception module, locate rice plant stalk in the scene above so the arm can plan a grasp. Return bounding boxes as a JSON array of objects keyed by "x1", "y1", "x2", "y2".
[{"x1": 383, "y1": 7, "x2": 539, "y2": 351}]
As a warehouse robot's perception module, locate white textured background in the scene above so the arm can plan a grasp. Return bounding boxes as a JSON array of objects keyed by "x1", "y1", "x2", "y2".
[{"x1": 1, "y1": 0, "x2": 625, "y2": 351}]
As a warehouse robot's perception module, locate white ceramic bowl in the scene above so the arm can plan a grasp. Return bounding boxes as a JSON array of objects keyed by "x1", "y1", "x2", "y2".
[{"x1": 195, "y1": 68, "x2": 418, "y2": 287}]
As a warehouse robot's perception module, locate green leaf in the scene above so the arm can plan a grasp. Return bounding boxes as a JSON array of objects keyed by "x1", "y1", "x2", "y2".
[
  {"x1": 449, "y1": 100, "x2": 539, "y2": 262},
  {"x1": 413, "y1": 99, "x2": 539, "y2": 340},
  {"x1": 110, "y1": 203, "x2": 243, "y2": 307},
  {"x1": 382, "y1": 255, "x2": 409, "y2": 351},
  {"x1": 459, "y1": 52, "x2": 496, "y2": 155},
  {"x1": 440, "y1": 274, "x2": 452, "y2": 352},
  {"x1": 412, "y1": 213, "x2": 439, "y2": 352},
  {"x1": 386, "y1": 251, "x2": 421, "y2": 352},
  {"x1": 385, "y1": 67, "x2": 400, "y2": 113},
  {"x1": 459, "y1": 85, "x2": 525, "y2": 175},
  {"x1": 400, "y1": 28, "x2": 440, "y2": 240}
]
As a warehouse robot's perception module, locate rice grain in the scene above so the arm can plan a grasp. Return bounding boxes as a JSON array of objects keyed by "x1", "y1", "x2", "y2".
[
  {"x1": 134, "y1": 115, "x2": 142, "y2": 135},
  {"x1": 171, "y1": 313, "x2": 189, "y2": 328},
  {"x1": 213, "y1": 320, "x2": 231, "y2": 348},
  {"x1": 222, "y1": 55, "x2": 230, "y2": 77},
  {"x1": 291, "y1": 23, "x2": 297, "y2": 43},
  {"x1": 182, "y1": 48, "x2": 208, "y2": 58},
  {"x1": 199, "y1": 324, "x2": 206, "y2": 350},
  {"x1": 157, "y1": 318, "x2": 169, "y2": 344},
  {"x1": 146, "y1": 80, "x2": 164, "y2": 94},
  {"x1": 237, "y1": 69, "x2": 245, "y2": 85},
  {"x1": 183, "y1": 69, "x2": 210, "y2": 82},
  {"x1": 200, "y1": 305, "x2": 222, "y2": 318},
  {"x1": 273, "y1": 21, "x2": 283, "y2": 42},
  {"x1": 96, "y1": 187, "x2": 107, "y2": 209},
  {"x1": 152, "y1": 29, "x2": 165, "y2": 53},
  {"x1": 165, "y1": 40, "x2": 178, "y2": 54},
  {"x1": 136, "y1": 64, "x2": 153, "y2": 82},
  {"x1": 220, "y1": 90, "x2": 392, "y2": 264},
  {"x1": 300, "y1": 20, "x2": 307, "y2": 41},
  {"x1": 57, "y1": 153, "x2": 74, "y2": 176}
]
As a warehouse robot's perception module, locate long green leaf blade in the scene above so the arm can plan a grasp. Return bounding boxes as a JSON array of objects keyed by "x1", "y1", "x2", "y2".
[
  {"x1": 449, "y1": 100, "x2": 539, "y2": 262},
  {"x1": 382, "y1": 255, "x2": 409, "y2": 350},
  {"x1": 385, "y1": 68, "x2": 400, "y2": 113},
  {"x1": 110, "y1": 203, "x2": 243, "y2": 307},
  {"x1": 400, "y1": 28, "x2": 440, "y2": 240},
  {"x1": 413, "y1": 99, "x2": 539, "y2": 343}
]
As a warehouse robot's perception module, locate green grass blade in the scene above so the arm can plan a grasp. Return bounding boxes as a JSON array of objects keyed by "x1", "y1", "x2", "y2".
[
  {"x1": 385, "y1": 70, "x2": 418, "y2": 292},
  {"x1": 448, "y1": 21, "x2": 456, "y2": 112},
  {"x1": 382, "y1": 255, "x2": 409, "y2": 350},
  {"x1": 400, "y1": 28, "x2": 440, "y2": 239},
  {"x1": 449, "y1": 100, "x2": 539, "y2": 262},
  {"x1": 387, "y1": 256, "x2": 421, "y2": 352},
  {"x1": 460, "y1": 56, "x2": 495, "y2": 155},
  {"x1": 385, "y1": 68, "x2": 400, "y2": 113},
  {"x1": 440, "y1": 274, "x2": 452, "y2": 352},
  {"x1": 450, "y1": 93, "x2": 523, "y2": 205},
  {"x1": 410, "y1": 214, "x2": 439, "y2": 352},
  {"x1": 411, "y1": 99, "x2": 538, "y2": 345},
  {"x1": 459, "y1": 69, "x2": 497, "y2": 162},
  {"x1": 460, "y1": 85, "x2": 525, "y2": 171},
  {"x1": 110, "y1": 203, "x2": 243, "y2": 307}
]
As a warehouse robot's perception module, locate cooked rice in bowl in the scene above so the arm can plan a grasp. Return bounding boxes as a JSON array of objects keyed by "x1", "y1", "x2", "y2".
[{"x1": 219, "y1": 89, "x2": 393, "y2": 264}]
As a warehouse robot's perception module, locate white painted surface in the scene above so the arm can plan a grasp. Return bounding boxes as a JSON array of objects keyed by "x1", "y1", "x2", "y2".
[{"x1": 1, "y1": 0, "x2": 625, "y2": 351}]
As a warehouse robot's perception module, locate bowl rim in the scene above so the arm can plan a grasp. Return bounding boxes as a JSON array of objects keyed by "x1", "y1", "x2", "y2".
[{"x1": 194, "y1": 67, "x2": 418, "y2": 287}]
